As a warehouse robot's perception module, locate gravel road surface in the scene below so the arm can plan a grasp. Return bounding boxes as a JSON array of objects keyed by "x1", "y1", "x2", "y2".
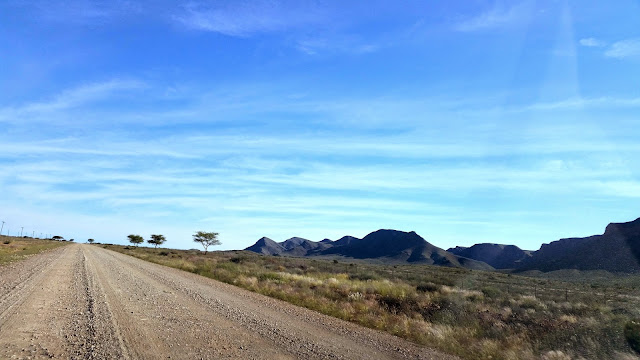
[{"x1": 0, "y1": 244, "x2": 457, "y2": 359}]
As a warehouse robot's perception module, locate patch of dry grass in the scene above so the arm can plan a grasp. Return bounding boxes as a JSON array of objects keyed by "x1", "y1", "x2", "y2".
[
  {"x1": 105, "y1": 245, "x2": 640, "y2": 360},
  {"x1": 0, "y1": 236, "x2": 68, "y2": 265}
]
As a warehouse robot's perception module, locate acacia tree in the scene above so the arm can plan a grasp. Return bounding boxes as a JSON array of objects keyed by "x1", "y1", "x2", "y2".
[
  {"x1": 193, "y1": 231, "x2": 220, "y2": 254},
  {"x1": 148, "y1": 234, "x2": 166, "y2": 248},
  {"x1": 87, "y1": 238, "x2": 95, "y2": 244},
  {"x1": 127, "y1": 234, "x2": 144, "y2": 247}
]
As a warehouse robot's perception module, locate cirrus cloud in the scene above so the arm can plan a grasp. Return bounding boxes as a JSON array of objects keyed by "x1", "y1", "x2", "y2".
[{"x1": 605, "y1": 38, "x2": 640, "y2": 59}]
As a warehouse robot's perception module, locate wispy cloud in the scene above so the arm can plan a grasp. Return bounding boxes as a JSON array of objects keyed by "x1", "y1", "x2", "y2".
[
  {"x1": 0, "y1": 79, "x2": 144, "y2": 123},
  {"x1": 3, "y1": 79, "x2": 640, "y2": 249},
  {"x1": 296, "y1": 36, "x2": 379, "y2": 55},
  {"x1": 579, "y1": 37, "x2": 606, "y2": 47},
  {"x1": 519, "y1": 96, "x2": 640, "y2": 111},
  {"x1": 175, "y1": 1, "x2": 325, "y2": 37},
  {"x1": 604, "y1": 38, "x2": 640, "y2": 59},
  {"x1": 8, "y1": 0, "x2": 142, "y2": 25},
  {"x1": 454, "y1": 2, "x2": 532, "y2": 32}
]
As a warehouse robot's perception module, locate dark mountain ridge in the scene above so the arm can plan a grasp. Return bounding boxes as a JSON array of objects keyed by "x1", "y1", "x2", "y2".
[
  {"x1": 447, "y1": 243, "x2": 532, "y2": 269},
  {"x1": 244, "y1": 237, "x2": 284, "y2": 255},
  {"x1": 245, "y1": 217, "x2": 640, "y2": 273},
  {"x1": 245, "y1": 229, "x2": 493, "y2": 270},
  {"x1": 517, "y1": 218, "x2": 640, "y2": 273}
]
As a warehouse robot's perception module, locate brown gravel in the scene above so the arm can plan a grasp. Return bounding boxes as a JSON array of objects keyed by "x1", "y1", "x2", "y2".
[{"x1": 0, "y1": 244, "x2": 458, "y2": 359}]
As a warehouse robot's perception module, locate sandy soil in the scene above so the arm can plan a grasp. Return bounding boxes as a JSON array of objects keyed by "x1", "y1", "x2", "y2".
[{"x1": 0, "y1": 244, "x2": 457, "y2": 359}]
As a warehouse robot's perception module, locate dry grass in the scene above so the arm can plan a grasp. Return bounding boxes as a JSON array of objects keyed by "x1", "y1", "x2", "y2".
[
  {"x1": 0, "y1": 236, "x2": 68, "y2": 265},
  {"x1": 104, "y1": 245, "x2": 640, "y2": 360}
]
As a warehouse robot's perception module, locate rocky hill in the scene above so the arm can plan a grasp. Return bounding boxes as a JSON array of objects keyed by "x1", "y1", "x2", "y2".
[{"x1": 244, "y1": 237, "x2": 284, "y2": 255}]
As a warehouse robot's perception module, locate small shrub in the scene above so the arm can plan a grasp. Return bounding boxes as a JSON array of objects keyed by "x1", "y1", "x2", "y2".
[
  {"x1": 625, "y1": 319, "x2": 640, "y2": 354},
  {"x1": 159, "y1": 251, "x2": 170, "y2": 256},
  {"x1": 258, "y1": 272, "x2": 282, "y2": 282},
  {"x1": 2, "y1": 239, "x2": 11, "y2": 245},
  {"x1": 417, "y1": 282, "x2": 440, "y2": 293},
  {"x1": 481, "y1": 286, "x2": 502, "y2": 299},
  {"x1": 350, "y1": 272, "x2": 379, "y2": 281}
]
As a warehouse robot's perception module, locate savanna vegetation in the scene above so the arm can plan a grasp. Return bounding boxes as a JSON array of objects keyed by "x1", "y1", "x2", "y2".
[
  {"x1": 0, "y1": 235, "x2": 68, "y2": 265},
  {"x1": 103, "y1": 245, "x2": 640, "y2": 360}
]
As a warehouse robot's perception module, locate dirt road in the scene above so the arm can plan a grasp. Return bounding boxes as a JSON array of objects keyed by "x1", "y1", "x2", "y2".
[{"x1": 0, "y1": 244, "x2": 456, "y2": 359}]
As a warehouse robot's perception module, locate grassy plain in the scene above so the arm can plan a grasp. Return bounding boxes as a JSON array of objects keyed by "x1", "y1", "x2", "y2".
[
  {"x1": 104, "y1": 244, "x2": 640, "y2": 360},
  {"x1": 0, "y1": 236, "x2": 68, "y2": 265}
]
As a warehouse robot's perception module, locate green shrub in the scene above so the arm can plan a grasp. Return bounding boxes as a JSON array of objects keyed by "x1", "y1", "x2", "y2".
[
  {"x1": 377, "y1": 294, "x2": 418, "y2": 313},
  {"x1": 349, "y1": 272, "x2": 379, "y2": 281},
  {"x1": 230, "y1": 256, "x2": 244, "y2": 263},
  {"x1": 481, "y1": 286, "x2": 502, "y2": 299},
  {"x1": 625, "y1": 319, "x2": 640, "y2": 354},
  {"x1": 417, "y1": 282, "x2": 440, "y2": 293},
  {"x1": 258, "y1": 272, "x2": 282, "y2": 282}
]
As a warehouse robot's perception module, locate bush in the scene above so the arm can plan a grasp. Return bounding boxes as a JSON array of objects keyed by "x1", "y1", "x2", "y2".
[
  {"x1": 481, "y1": 286, "x2": 502, "y2": 299},
  {"x1": 377, "y1": 294, "x2": 418, "y2": 313},
  {"x1": 2, "y1": 239, "x2": 11, "y2": 245},
  {"x1": 625, "y1": 319, "x2": 640, "y2": 354},
  {"x1": 417, "y1": 282, "x2": 440, "y2": 293},
  {"x1": 349, "y1": 272, "x2": 379, "y2": 281}
]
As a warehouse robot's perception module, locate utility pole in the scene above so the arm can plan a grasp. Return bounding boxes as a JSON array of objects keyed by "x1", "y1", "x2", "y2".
[
  {"x1": 1, "y1": 221, "x2": 4, "y2": 235},
  {"x1": 32, "y1": 231, "x2": 35, "y2": 238},
  {"x1": 21, "y1": 227, "x2": 24, "y2": 237}
]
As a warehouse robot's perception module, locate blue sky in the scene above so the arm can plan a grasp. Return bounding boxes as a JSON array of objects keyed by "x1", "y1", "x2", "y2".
[{"x1": 1, "y1": 0, "x2": 639, "y2": 251}]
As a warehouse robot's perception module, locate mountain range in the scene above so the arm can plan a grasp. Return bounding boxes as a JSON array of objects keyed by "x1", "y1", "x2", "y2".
[
  {"x1": 244, "y1": 217, "x2": 640, "y2": 273},
  {"x1": 246, "y1": 229, "x2": 492, "y2": 270}
]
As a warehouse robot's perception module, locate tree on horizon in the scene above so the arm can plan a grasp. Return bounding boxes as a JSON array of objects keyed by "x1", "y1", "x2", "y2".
[
  {"x1": 127, "y1": 234, "x2": 144, "y2": 247},
  {"x1": 193, "y1": 231, "x2": 221, "y2": 254},
  {"x1": 148, "y1": 234, "x2": 166, "y2": 248}
]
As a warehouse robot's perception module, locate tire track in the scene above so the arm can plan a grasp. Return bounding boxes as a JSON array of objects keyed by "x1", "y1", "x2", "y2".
[{"x1": 65, "y1": 249, "x2": 128, "y2": 359}]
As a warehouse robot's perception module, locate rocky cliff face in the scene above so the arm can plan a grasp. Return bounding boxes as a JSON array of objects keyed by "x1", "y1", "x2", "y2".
[{"x1": 517, "y1": 218, "x2": 640, "y2": 273}]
